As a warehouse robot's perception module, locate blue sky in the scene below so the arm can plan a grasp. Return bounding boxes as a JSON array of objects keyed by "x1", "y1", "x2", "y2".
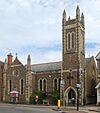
[{"x1": 0, "y1": 0, "x2": 100, "y2": 64}]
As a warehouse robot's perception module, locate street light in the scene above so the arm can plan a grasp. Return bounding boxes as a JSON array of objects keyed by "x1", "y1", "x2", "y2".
[{"x1": 76, "y1": 83, "x2": 80, "y2": 111}]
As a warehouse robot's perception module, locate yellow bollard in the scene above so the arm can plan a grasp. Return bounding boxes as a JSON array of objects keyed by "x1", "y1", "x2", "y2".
[{"x1": 57, "y1": 99, "x2": 60, "y2": 109}]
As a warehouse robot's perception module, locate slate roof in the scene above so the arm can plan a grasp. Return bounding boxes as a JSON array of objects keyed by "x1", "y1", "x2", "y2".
[
  {"x1": 31, "y1": 61, "x2": 61, "y2": 72},
  {"x1": 11, "y1": 57, "x2": 23, "y2": 65},
  {"x1": 11, "y1": 57, "x2": 26, "y2": 70},
  {"x1": 31, "y1": 57, "x2": 93, "y2": 72}
]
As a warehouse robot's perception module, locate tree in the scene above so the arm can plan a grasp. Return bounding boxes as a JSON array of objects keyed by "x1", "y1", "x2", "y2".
[
  {"x1": 29, "y1": 90, "x2": 45, "y2": 104},
  {"x1": 52, "y1": 90, "x2": 60, "y2": 105}
]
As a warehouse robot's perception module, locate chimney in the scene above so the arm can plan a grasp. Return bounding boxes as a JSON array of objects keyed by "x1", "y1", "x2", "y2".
[{"x1": 7, "y1": 53, "x2": 13, "y2": 65}]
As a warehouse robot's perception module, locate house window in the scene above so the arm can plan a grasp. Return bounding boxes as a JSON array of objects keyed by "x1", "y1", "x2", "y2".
[{"x1": 72, "y1": 33, "x2": 75, "y2": 48}]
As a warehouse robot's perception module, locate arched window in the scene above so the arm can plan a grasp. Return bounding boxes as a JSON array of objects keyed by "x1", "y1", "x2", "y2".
[
  {"x1": 43, "y1": 79, "x2": 47, "y2": 92},
  {"x1": 21, "y1": 79, "x2": 24, "y2": 94},
  {"x1": 8, "y1": 80, "x2": 12, "y2": 94},
  {"x1": 72, "y1": 33, "x2": 74, "y2": 48},
  {"x1": 20, "y1": 79, "x2": 24, "y2": 95},
  {"x1": 68, "y1": 34, "x2": 70, "y2": 49},
  {"x1": 54, "y1": 78, "x2": 57, "y2": 91},
  {"x1": 58, "y1": 78, "x2": 61, "y2": 93},
  {"x1": 10, "y1": 80, "x2": 12, "y2": 92},
  {"x1": 40, "y1": 79, "x2": 42, "y2": 91}
]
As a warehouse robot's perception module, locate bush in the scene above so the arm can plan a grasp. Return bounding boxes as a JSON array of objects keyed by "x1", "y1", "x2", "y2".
[
  {"x1": 29, "y1": 90, "x2": 46, "y2": 104},
  {"x1": 52, "y1": 90, "x2": 60, "y2": 105}
]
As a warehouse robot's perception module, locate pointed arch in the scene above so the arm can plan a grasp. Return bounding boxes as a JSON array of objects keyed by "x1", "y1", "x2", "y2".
[
  {"x1": 53, "y1": 78, "x2": 58, "y2": 91},
  {"x1": 8, "y1": 79, "x2": 12, "y2": 94},
  {"x1": 72, "y1": 32, "x2": 75, "y2": 48},
  {"x1": 43, "y1": 79, "x2": 47, "y2": 92},
  {"x1": 58, "y1": 78, "x2": 61, "y2": 92},
  {"x1": 64, "y1": 86, "x2": 77, "y2": 105},
  {"x1": 38, "y1": 79, "x2": 42, "y2": 91},
  {"x1": 67, "y1": 33, "x2": 70, "y2": 49},
  {"x1": 20, "y1": 79, "x2": 24, "y2": 95}
]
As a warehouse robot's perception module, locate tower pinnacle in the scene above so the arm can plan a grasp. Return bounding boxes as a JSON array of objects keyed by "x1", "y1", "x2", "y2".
[
  {"x1": 27, "y1": 54, "x2": 31, "y2": 65},
  {"x1": 76, "y1": 5, "x2": 80, "y2": 20},
  {"x1": 62, "y1": 9, "x2": 66, "y2": 25},
  {"x1": 81, "y1": 13, "x2": 85, "y2": 26}
]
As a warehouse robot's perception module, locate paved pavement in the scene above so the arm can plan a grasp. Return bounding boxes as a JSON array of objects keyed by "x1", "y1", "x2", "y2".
[
  {"x1": 59, "y1": 105, "x2": 100, "y2": 113},
  {"x1": 52, "y1": 105, "x2": 100, "y2": 113}
]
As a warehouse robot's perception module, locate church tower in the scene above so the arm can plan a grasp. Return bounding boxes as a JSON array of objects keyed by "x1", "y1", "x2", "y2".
[{"x1": 61, "y1": 6, "x2": 85, "y2": 105}]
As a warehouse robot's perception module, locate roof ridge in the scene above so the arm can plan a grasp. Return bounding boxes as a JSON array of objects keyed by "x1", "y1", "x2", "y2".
[{"x1": 31, "y1": 61, "x2": 61, "y2": 66}]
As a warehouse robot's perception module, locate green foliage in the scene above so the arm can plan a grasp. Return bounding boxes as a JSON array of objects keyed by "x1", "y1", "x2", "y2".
[
  {"x1": 52, "y1": 90, "x2": 60, "y2": 105},
  {"x1": 29, "y1": 90, "x2": 46, "y2": 104}
]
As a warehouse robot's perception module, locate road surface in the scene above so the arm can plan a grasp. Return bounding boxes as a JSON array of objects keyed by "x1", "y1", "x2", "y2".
[{"x1": 0, "y1": 103, "x2": 58, "y2": 113}]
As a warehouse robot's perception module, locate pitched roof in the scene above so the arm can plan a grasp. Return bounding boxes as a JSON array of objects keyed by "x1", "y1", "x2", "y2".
[
  {"x1": 11, "y1": 57, "x2": 24, "y2": 66},
  {"x1": 31, "y1": 57, "x2": 93, "y2": 72},
  {"x1": 95, "y1": 52, "x2": 100, "y2": 60},
  {"x1": 31, "y1": 61, "x2": 61, "y2": 72}
]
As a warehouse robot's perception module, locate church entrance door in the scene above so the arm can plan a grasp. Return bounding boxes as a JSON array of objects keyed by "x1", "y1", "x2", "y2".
[{"x1": 68, "y1": 89, "x2": 75, "y2": 105}]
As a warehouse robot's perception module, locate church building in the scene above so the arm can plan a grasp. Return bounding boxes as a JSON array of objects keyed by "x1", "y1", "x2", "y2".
[{"x1": 0, "y1": 6, "x2": 98, "y2": 105}]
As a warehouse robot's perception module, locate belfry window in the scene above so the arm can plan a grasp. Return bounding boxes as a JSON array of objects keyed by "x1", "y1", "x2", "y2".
[
  {"x1": 68, "y1": 34, "x2": 70, "y2": 49},
  {"x1": 72, "y1": 33, "x2": 75, "y2": 48}
]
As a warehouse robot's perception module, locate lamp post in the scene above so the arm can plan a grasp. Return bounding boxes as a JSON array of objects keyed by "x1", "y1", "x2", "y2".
[
  {"x1": 76, "y1": 7, "x2": 80, "y2": 111},
  {"x1": 76, "y1": 83, "x2": 80, "y2": 111}
]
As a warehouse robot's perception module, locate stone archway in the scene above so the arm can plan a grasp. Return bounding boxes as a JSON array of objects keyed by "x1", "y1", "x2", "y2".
[
  {"x1": 68, "y1": 89, "x2": 76, "y2": 105},
  {"x1": 64, "y1": 86, "x2": 77, "y2": 106}
]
